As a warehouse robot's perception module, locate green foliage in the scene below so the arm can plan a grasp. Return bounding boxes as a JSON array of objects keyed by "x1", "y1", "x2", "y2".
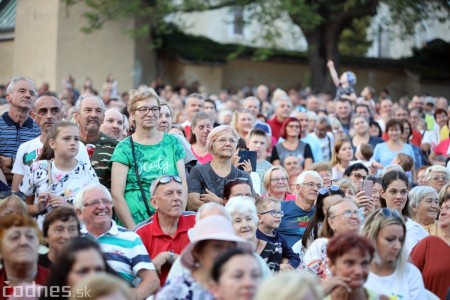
[{"x1": 338, "y1": 17, "x2": 372, "y2": 56}]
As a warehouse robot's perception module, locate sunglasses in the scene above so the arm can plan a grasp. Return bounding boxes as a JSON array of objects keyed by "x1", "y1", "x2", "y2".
[
  {"x1": 377, "y1": 208, "x2": 402, "y2": 219},
  {"x1": 225, "y1": 177, "x2": 249, "y2": 185},
  {"x1": 319, "y1": 185, "x2": 340, "y2": 195},
  {"x1": 155, "y1": 175, "x2": 182, "y2": 189},
  {"x1": 0, "y1": 191, "x2": 26, "y2": 201}
]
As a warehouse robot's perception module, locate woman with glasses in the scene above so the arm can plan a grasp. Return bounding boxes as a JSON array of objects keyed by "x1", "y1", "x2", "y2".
[
  {"x1": 262, "y1": 166, "x2": 295, "y2": 201},
  {"x1": 231, "y1": 109, "x2": 255, "y2": 140},
  {"x1": 187, "y1": 125, "x2": 252, "y2": 211},
  {"x1": 331, "y1": 139, "x2": 354, "y2": 181},
  {"x1": 300, "y1": 198, "x2": 361, "y2": 280},
  {"x1": 409, "y1": 186, "x2": 442, "y2": 237},
  {"x1": 361, "y1": 208, "x2": 425, "y2": 300},
  {"x1": 373, "y1": 119, "x2": 415, "y2": 169},
  {"x1": 293, "y1": 185, "x2": 345, "y2": 254},
  {"x1": 271, "y1": 117, "x2": 313, "y2": 170},
  {"x1": 110, "y1": 87, "x2": 187, "y2": 228},
  {"x1": 410, "y1": 188, "x2": 450, "y2": 299},
  {"x1": 380, "y1": 170, "x2": 428, "y2": 254}
]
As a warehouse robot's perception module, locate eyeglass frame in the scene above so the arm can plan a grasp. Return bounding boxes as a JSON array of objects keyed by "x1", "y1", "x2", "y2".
[
  {"x1": 329, "y1": 209, "x2": 359, "y2": 219},
  {"x1": 319, "y1": 185, "x2": 340, "y2": 195},
  {"x1": 83, "y1": 198, "x2": 113, "y2": 208},
  {"x1": 259, "y1": 209, "x2": 285, "y2": 217},
  {"x1": 154, "y1": 175, "x2": 182, "y2": 191},
  {"x1": 350, "y1": 173, "x2": 367, "y2": 181},
  {"x1": 301, "y1": 182, "x2": 323, "y2": 190},
  {"x1": 135, "y1": 106, "x2": 160, "y2": 116}
]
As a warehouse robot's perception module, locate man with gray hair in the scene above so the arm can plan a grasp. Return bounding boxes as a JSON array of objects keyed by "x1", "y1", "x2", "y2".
[
  {"x1": 135, "y1": 175, "x2": 196, "y2": 286},
  {"x1": 73, "y1": 95, "x2": 117, "y2": 188},
  {"x1": 267, "y1": 96, "x2": 292, "y2": 141},
  {"x1": 0, "y1": 77, "x2": 41, "y2": 183},
  {"x1": 278, "y1": 170, "x2": 322, "y2": 247},
  {"x1": 181, "y1": 93, "x2": 204, "y2": 139},
  {"x1": 74, "y1": 183, "x2": 160, "y2": 299}
]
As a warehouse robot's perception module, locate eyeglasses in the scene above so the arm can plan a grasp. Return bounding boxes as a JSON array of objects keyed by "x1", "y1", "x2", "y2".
[
  {"x1": 83, "y1": 198, "x2": 113, "y2": 208},
  {"x1": 155, "y1": 175, "x2": 182, "y2": 190},
  {"x1": 260, "y1": 209, "x2": 285, "y2": 217},
  {"x1": 350, "y1": 173, "x2": 367, "y2": 181},
  {"x1": 430, "y1": 176, "x2": 448, "y2": 181},
  {"x1": 302, "y1": 182, "x2": 323, "y2": 190},
  {"x1": 215, "y1": 138, "x2": 238, "y2": 145},
  {"x1": 270, "y1": 177, "x2": 288, "y2": 182},
  {"x1": 319, "y1": 185, "x2": 340, "y2": 195},
  {"x1": 136, "y1": 106, "x2": 160, "y2": 115},
  {"x1": 330, "y1": 209, "x2": 359, "y2": 219},
  {"x1": 287, "y1": 124, "x2": 300, "y2": 129},
  {"x1": 225, "y1": 177, "x2": 249, "y2": 185}
]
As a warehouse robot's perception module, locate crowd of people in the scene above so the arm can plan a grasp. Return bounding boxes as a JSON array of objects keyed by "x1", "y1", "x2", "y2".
[{"x1": 0, "y1": 70, "x2": 449, "y2": 300}]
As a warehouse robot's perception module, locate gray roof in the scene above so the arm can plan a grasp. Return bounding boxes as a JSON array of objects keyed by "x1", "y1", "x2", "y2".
[{"x1": 0, "y1": 0, "x2": 16, "y2": 32}]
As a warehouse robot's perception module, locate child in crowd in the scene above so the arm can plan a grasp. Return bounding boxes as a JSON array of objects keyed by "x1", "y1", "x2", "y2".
[
  {"x1": 392, "y1": 153, "x2": 414, "y2": 182},
  {"x1": 247, "y1": 129, "x2": 273, "y2": 194},
  {"x1": 327, "y1": 60, "x2": 357, "y2": 102},
  {"x1": 256, "y1": 197, "x2": 300, "y2": 272},
  {"x1": 354, "y1": 143, "x2": 373, "y2": 169}
]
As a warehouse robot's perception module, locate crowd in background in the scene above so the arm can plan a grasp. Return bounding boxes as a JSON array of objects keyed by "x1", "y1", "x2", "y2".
[{"x1": 0, "y1": 68, "x2": 449, "y2": 300}]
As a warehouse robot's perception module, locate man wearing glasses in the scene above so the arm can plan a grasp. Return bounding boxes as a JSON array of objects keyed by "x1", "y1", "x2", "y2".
[
  {"x1": 425, "y1": 165, "x2": 450, "y2": 192},
  {"x1": 135, "y1": 175, "x2": 196, "y2": 286},
  {"x1": 277, "y1": 170, "x2": 322, "y2": 247},
  {"x1": 75, "y1": 183, "x2": 160, "y2": 299},
  {"x1": 73, "y1": 95, "x2": 118, "y2": 188}
]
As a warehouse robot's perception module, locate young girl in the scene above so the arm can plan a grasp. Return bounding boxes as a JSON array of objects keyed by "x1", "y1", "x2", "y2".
[{"x1": 20, "y1": 121, "x2": 98, "y2": 220}]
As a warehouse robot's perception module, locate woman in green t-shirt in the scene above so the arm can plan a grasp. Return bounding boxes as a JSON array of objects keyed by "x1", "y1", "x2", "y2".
[{"x1": 110, "y1": 87, "x2": 186, "y2": 229}]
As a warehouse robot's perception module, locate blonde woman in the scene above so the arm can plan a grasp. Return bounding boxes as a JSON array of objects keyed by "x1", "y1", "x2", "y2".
[
  {"x1": 263, "y1": 166, "x2": 295, "y2": 201},
  {"x1": 110, "y1": 87, "x2": 187, "y2": 228},
  {"x1": 231, "y1": 109, "x2": 255, "y2": 140},
  {"x1": 330, "y1": 139, "x2": 354, "y2": 180}
]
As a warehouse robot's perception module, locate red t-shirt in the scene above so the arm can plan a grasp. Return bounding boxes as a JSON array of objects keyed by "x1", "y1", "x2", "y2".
[
  {"x1": 135, "y1": 211, "x2": 196, "y2": 285},
  {"x1": 267, "y1": 116, "x2": 284, "y2": 141},
  {"x1": 433, "y1": 138, "x2": 450, "y2": 156}
]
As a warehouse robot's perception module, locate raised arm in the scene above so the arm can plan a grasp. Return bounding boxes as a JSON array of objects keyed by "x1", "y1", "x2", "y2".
[{"x1": 327, "y1": 60, "x2": 340, "y2": 87}]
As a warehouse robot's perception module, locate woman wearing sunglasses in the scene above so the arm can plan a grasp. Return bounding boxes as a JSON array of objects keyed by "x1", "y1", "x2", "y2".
[
  {"x1": 379, "y1": 170, "x2": 428, "y2": 254},
  {"x1": 361, "y1": 208, "x2": 425, "y2": 300},
  {"x1": 300, "y1": 198, "x2": 361, "y2": 280},
  {"x1": 292, "y1": 185, "x2": 344, "y2": 255},
  {"x1": 110, "y1": 87, "x2": 187, "y2": 229}
]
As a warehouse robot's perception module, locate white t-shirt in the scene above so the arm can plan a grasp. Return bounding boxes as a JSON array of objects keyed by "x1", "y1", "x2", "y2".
[
  {"x1": 405, "y1": 218, "x2": 429, "y2": 255},
  {"x1": 12, "y1": 136, "x2": 90, "y2": 175},
  {"x1": 364, "y1": 263, "x2": 425, "y2": 300}
]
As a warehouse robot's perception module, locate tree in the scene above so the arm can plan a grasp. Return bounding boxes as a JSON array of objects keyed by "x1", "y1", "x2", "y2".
[{"x1": 64, "y1": 0, "x2": 450, "y2": 92}]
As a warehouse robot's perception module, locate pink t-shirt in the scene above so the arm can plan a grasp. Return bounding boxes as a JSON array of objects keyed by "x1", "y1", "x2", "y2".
[{"x1": 191, "y1": 146, "x2": 213, "y2": 164}]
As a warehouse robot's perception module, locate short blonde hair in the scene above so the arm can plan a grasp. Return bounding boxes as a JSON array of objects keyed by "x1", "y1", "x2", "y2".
[
  {"x1": 230, "y1": 110, "x2": 255, "y2": 133},
  {"x1": 335, "y1": 178, "x2": 357, "y2": 194},
  {"x1": 255, "y1": 271, "x2": 322, "y2": 300},
  {"x1": 0, "y1": 194, "x2": 27, "y2": 216},
  {"x1": 309, "y1": 161, "x2": 332, "y2": 172},
  {"x1": 127, "y1": 86, "x2": 161, "y2": 114},
  {"x1": 206, "y1": 125, "x2": 240, "y2": 153},
  {"x1": 263, "y1": 166, "x2": 289, "y2": 193}
]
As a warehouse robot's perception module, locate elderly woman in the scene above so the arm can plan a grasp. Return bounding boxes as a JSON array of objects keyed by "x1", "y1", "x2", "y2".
[
  {"x1": 425, "y1": 165, "x2": 450, "y2": 192},
  {"x1": 409, "y1": 186, "x2": 442, "y2": 237},
  {"x1": 300, "y1": 199, "x2": 361, "y2": 280},
  {"x1": 189, "y1": 112, "x2": 214, "y2": 164},
  {"x1": 187, "y1": 125, "x2": 252, "y2": 211},
  {"x1": 361, "y1": 209, "x2": 425, "y2": 300},
  {"x1": 271, "y1": 117, "x2": 313, "y2": 169},
  {"x1": 263, "y1": 166, "x2": 295, "y2": 201},
  {"x1": 0, "y1": 193, "x2": 27, "y2": 217},
  {"x1": 0, "y1": 214, "x2": 50, "y2": 295},
  {"x1": 156, "y1": 215, "x2": 252, "y2": 300},
  {"x1": 110, "y1": 87, "x2": 187, "y2": 228},
  {"x1": 410, "y1": 192, "x2": 450, "y2": 299},
  {"x1": 231, "y1": 109, "x2": 255, "y2": 140}
]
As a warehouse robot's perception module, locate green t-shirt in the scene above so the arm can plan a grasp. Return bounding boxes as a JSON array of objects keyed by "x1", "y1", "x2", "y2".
[{"x1": 110, "y1": 133, "x2": 185, "y2": 225}]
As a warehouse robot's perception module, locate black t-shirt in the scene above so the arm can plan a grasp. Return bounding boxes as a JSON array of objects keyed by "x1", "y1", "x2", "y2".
[
  {"x1": 187, "y1": 163, "x2": 253, "y2": 198},
  {"x1": 38, "y1": 253, "x2": 52, "y2": 269}
]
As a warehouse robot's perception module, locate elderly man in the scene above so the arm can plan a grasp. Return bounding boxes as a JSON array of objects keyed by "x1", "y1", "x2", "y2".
[
  {"x1": 181, "y1": 93, "x2": 204, "y2": 139},
  {"x1": 278, "y1": 171, "x2": 321, "y2": 247},
  {"x1": 295, "y1": 111, "x2": 323, "y2": 162},
  {"x1": 11, "y1": 93, "x2": 90, "y2": 191},
  {"x1": 99, "y1": 108, "x2": 124, "y2": 140},
  {"x1": 0, "y1": 77, "x2": 41, "y2": 183},
  {"x1": 73, "y1": 95, "x2": 117, "y2": 188},
  {"x1": 426, "y1": 165, "x2": 450, "y2": 192},
  {"x1": 74, "y1": 183, "x2": 159, "y2": 299},
  {"x1": 0, "y1": 214, "x2": 49, "y2": 296},
  {"x1": 267, "y1": 96, "x2": 292, "y2": 141},
  {"x1": 135, "y1": 175, "x2": 196, "y2": 286},
  {"x1": 243, "y1": 96, "x2": 272, "y2": 135}
]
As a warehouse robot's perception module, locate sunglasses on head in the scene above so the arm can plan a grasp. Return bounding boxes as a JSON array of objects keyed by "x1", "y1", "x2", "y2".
[
  {"x1": 0, "y1": 191, "x2": 26, "y2": 201},
  {"x1": 155, "y1": 175, "x2": 182, "y2": 189},
  {"x1": 319, "y1": 185, "x2": 340, "y2": 195},
  {"x1": 225, "y1": 177, "x2": 249, "y2": 185},
  {"x1": 377, "y1": 207, "x2": 402, "y2": 219}
]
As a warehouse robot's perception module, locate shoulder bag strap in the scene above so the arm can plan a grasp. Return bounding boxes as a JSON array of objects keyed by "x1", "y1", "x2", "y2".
[{"x1": 130, "y1": 136, "x2": 152, "y2": 217}]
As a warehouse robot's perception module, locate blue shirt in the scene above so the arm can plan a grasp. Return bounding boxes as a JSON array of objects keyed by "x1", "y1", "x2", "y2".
[
  {"x1": 277, "y1": 201, "x2": 315, "y2": 248},
  {"x1": 0, "y1": 112, "x2": 40, "y2": 158},
  {"x1": 373, "y1": 142, "x2": 415, "y2": 167},
  {"x1": 302, "y1": 134, "x2": 323, "y2": 162}
]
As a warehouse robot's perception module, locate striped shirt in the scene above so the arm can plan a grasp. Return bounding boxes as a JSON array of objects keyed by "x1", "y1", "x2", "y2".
[
  {"x1": 0, "y1": 112, "x2": 41, "y2": 158},
  {"x1": 81, "y1": 221, "x2": 155, "y2": 284}
]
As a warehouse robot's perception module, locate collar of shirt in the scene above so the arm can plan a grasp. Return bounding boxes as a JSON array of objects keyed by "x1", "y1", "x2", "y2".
[{"x1": 2, "y1": 112, "x2": 34, "y2": 128}]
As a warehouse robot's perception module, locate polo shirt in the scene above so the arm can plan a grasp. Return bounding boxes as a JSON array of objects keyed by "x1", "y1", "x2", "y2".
[
  {"x1": 135, "y1": 211, "x2": 196, "y2": 285},
  {"x1": 0, "y1": 265, "x2": 50, "y2": 300},
  {"x1": 82, "y1": 132, "x2": 117, "y2": 189},
  {"x1": 81, "y1": 220, "x2": 154, "y2": 284},
  {"x1": 0, "y1": 112, "x2": 40, "y2": 158},
  {"x1": 277, "y1": 200, "x2": 315, "y2": 248}
]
